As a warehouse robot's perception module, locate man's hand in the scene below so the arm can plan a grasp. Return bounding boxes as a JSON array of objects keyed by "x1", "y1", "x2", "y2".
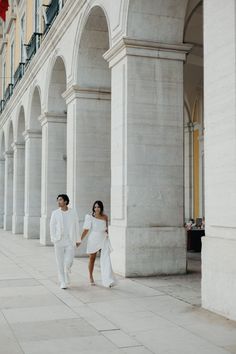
[{"x1": 76, "y1": 242, "x2": 81, "y2": 248}]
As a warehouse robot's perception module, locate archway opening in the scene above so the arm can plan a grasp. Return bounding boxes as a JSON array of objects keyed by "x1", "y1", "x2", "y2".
[
  {"x1": 0, "y1": 132, "x2": 5, "y2": 227},
  {"x1": 40, "y1": 57, "x2": 67, "y2": 244},
  {"x1": 12, "y1": 107, "x2": 26, "y2": 234},
  {"x1": 76, "y1": 6, "x2": 111, "y2": 222},
  {"x1": 184, "y1": 0, "x2": 204, "y2": 266},
  {"x1": 4, "y1": 121, "x2": 14, "y2": 230},
  {"x1": 24, "y1": 87, "x2": 42, "y2": 239}
]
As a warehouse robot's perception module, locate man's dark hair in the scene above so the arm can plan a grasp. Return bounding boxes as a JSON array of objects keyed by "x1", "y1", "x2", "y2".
[{"x1": 57, "y1": 194, "x2": 70, "y2": 205}]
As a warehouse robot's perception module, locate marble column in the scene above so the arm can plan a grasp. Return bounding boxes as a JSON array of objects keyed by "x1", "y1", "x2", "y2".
[
  {"x1": 12, "y1": 142, "x2": 25, "y2": 234},
  {"x1": 0, "y1": 157, "x2": 5, "y2": 228},
  {"x1": 63, "y1": 86, "x2": 111, "y2": 214},
  {"x1": 202, "y1": 0, "x2": 236, "y2": 321},
  {"x1": 39, "y1": 112, "x2": 67, "y2": 245},
  {"x1": 63, "y1": 86, "x2": 111, "y2": 255},
  {"x1": 23, "y1": 129, "x2": 42, "y2": 239},
  {"x1": 104, "y1": 38, "x2": 191, "y2": 276},
  {"x1": 3, "y1": 150, "x2": 13, "y2": 230},
  {"x1": 184, "y1": 122, "x2": 194, "y2": 221}
]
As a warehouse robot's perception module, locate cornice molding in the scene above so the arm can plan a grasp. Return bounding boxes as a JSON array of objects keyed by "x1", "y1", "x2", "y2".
[{"x1": 104, "y1": 37, "x2": 192, "y2": 68}]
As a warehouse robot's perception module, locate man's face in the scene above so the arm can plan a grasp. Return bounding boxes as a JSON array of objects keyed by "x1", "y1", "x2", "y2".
[{"x1": 57, "y1": 197, "x2": 67, "y2": 208}]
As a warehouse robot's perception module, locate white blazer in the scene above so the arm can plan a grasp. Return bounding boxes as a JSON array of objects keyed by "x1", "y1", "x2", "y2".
[{"x1": 50, "y1": 208, "x2": 80, "y2": 245}]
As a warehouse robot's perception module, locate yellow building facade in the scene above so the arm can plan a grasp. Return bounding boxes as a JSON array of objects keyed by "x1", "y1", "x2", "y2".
[{"x1": 0, "y1": 0, "x2": 64, "y2": 98}]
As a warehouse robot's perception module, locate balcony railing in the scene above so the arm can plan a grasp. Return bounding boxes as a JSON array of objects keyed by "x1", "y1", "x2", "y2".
[
  {"x1": 14, "y1": 63, "x2": 25, "y2": 87},
  {"x1": 0, "y1": 1, "x2": 64, "y2": 115},
  {"x1": 25, "y1": 32, "x2": 42, "y2": 64},
  {"x1": 44, "y1": 0, "x2": 60, "y2": 33},
  {"x1": 0, "y1": 100, "x2": 5, "y2": 113},
  {"x1": 4, "y1": 84, "x2": 14, "y2": 102}
]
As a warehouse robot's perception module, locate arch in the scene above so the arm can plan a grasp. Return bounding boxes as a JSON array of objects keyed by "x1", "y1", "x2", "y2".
[
  {"x1": 184, "y1": 0, "x2": 203, "y2": 40},
  {"x1": 40, "y1": 54, "x2": 67, "y2": 243},
  {"x1": 69, "y1": 3, "x2": 111, "y2": 219},
  {"x1": 183, "y1": 0, "x2": 204, "y2": 229},
  {"x1": 184, "y1": 98, "x2": 192, "y2": 125},
  {"x1": 0, "y1": 130, "x2": 5, "y2": 228},
  {"x1": 3, "y1": 119, "x2": 14, "y2": 231},
  {"x1": 127, "y1": 0, "x2": 189, "y2": 44},
  {"x1": 0, "y1": 130, "x2": 5, "y2": 158},
  {"x1": 46, "y1": 55, "x2": 67, "y2": 113},
  {"x1": 6, "y1": 120, "x2": 14, "y2": 151},
  {"x1": 28, "y1": 85, "x2": 42, "y2": 130},
  {"x1": 73, "y1": 4, "x2": 111, "y2": 86},
  {"x1": 184, "y1": 0, "x2": 203, "y2": 112},
  {"x1": 24, "y1": 85, "x2": 43, "y2": 239},
  {"x1": 15, "y1": 106, "x2": 26, "y2": 143}
]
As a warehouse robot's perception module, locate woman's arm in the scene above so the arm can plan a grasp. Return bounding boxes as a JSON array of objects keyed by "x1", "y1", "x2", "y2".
[
  {"x1": 104, "y1": 214, "x2": 109, "y2": 235},
  {"x1": 81, "y1": 229, "x2": 89, "y2": 240},
  {"x1": 76, "y1": 229, "x2": 89, "y2": 247}
]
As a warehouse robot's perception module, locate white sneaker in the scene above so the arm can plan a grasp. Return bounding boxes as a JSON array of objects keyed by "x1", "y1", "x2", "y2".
[{"x1": 60, "y1": 282, "x2": 67, "y2": 289}]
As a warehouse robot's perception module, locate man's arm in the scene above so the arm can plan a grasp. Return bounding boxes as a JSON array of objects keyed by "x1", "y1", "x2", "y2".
[
  {"x1": 49, "y1": 211, "x2": 56, "y2": 243},
  {"x1": 73, "y1": 209, "x2": 82, "y2": 245},
  {"x1": 76, "y1": 229, "x2": 89, "y2": 247}
]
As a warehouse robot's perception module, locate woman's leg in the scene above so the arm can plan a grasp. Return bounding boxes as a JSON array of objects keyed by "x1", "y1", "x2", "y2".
[{"x1": 89, "y1": 252, "x2": 97, "y2": 283}]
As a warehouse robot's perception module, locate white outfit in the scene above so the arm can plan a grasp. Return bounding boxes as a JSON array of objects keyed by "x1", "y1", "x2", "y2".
[
  {"x1": 83, "y1": 214, "x2": 115, "y2": 287},
  {"x1": 50, "y1": 208, "x2": 80, "y2": 287}
]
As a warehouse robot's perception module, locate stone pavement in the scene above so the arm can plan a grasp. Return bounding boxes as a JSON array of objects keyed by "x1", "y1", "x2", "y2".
[{"x1": 0, "y1": 230, "x2": 236, "y2": 354}]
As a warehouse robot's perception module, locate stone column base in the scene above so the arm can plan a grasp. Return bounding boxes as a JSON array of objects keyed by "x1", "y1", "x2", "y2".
[
  {"x1": 202, "y1": 236, "x2": 236, "y2": 321},
  {"x1": 4, "y1": 214, "x2": 12, "y2": 231},
  {"x1": 12, "y1": 214, "x2": 24, "y2": 234},
  {"x1": 40, "y1": 215, "x2": 52, "y2": 246},
  {"x1": 0, "y1": 214, "x2": 3, "y2": 228},
  {"x1": 24, "y1": 216, "x2": 40, "y2": 239},
  {"x1": 109, "y1": 225, "x2": 186, "y2": 277}
]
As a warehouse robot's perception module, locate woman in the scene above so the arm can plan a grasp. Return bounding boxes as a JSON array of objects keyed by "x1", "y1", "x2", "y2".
[{"x1": 77, "y1": 201, "x2": 115, "y2": 287}]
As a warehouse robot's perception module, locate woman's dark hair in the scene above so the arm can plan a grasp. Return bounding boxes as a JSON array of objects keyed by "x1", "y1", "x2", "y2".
[
  {"x1": 92, "y1": 200, "x2": 104, "y2": 216},
  {"x1": 57, "y1": 194, "x2": 70, "y2": 205}
]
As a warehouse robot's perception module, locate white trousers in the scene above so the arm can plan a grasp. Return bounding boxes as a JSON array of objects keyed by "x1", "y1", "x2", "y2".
[{"x1": 54, "y1": 238, "x2": 75, "y2": 284}]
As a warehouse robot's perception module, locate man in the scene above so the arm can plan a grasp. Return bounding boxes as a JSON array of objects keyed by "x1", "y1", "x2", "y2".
[{"x1": 50, "y1": 194, "x2": 81, "y2": 289}]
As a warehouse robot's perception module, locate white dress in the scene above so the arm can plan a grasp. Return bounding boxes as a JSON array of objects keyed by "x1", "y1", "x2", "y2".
[{"x1": 83, "y1": 214, "x2": 115, "y2": 287}]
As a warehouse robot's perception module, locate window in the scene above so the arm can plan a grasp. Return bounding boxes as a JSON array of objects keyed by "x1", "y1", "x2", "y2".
[
  {"x1": 35, "y1": 0, "x2": 41, "y2": 32},
  {"x1": 10, "y1": 42, "x2": 14, "y2": 84},
  {"x1": 20, "y1": 14, "x2": 25, "y2": 62},
  {"x1": 2, "y1": 62, "x2": 6, "y2": 94}
]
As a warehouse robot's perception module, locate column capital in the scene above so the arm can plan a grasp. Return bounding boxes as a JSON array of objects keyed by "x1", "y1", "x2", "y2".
[
  {"x1": 104, "y1": 37, "x2": 192, "y2": 68},
  {"x1": 4, "y1": 150, "x2": 14, "y2": 158},
  {"x1": 39, "y1": 112, "x2": 67, "y2": 127},
  {"x1": 11, "y1": 142, "x2": 25, "y2": 151},
  {"x1": 62, "y1": 85, "x2": 111, "y2": 104},
  {"x1": 23, "y1": 129, "x2": 42, "y2": 141}
]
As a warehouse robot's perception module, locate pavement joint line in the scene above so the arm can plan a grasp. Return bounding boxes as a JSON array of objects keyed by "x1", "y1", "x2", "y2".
[
  {"x1": 0, "y1": 309, "x2": 25, "y2": 354},
  {"x1": 99, "y1": 328, "x2": 121, "y2": 332},
  {"x1": 119, "y1": 344, "x2": 145, "y2": 348},
  {"x1": 99, "y1": 328, "x2": 149, "y2": 352}
]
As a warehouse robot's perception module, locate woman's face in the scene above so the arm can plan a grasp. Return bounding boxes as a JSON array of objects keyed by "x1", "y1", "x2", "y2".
[{"x1": 94, "y1": 203, "x2": 101, "y2": 215}]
